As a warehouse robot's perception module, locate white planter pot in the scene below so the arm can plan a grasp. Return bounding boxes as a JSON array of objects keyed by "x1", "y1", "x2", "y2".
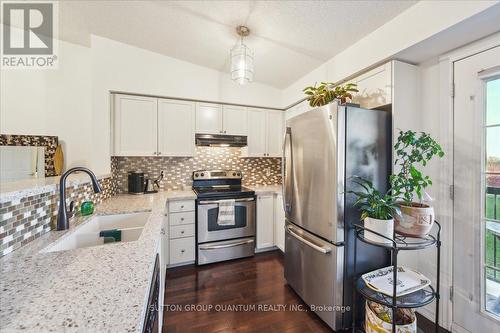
[{"x1": 364, "y1": 217, "x2": 394, "y2": 244}]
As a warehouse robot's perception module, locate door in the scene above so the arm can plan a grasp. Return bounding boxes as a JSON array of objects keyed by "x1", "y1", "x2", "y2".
[
  {"x1": 256, "y1": 195, "x2": 274, "y2": 249},
  {"x1": 247, "y1": 109, "x2": 267, "y2": 157},
  {"x1": 223, "y1": 105, "x2": 247, "y2": 135},
  {"x1": 113, "y1": 94, "x2": 157, "y2": 156},
  {"x1": 196, "y1": 103, "x2": 222, "y2": 134},
  {"x1": 274, "y1": 194, "x2": 285, "y2": 251},
  {"x1": 284, "y1": 104, "x2": 339, "y2": 242},
  {"x1": 453, "y1": 46, "x2": 500, "y2": 332},
  {"x1": 158, "y1": 99, "x2": 195, "y2": 156},
  {"x1": 284, "y1": 221, "x2": 343, "y2": 330},
  {"x1": 266, "y1": 111, "x2": 284, "y2": 157}
]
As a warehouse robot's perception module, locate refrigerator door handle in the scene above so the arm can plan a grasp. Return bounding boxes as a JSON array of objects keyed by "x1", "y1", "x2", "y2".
[
  {"x1": 283, "y1": 127, "x2": 293, "y2": 214},
  {"x1": 285, "y1": 225, "x2": 332, "y2": 254}
]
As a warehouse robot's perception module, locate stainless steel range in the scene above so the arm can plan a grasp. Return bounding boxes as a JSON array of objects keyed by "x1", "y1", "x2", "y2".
[{"x1": 193, "y1": 170, "x2": 256, "y2": 265}]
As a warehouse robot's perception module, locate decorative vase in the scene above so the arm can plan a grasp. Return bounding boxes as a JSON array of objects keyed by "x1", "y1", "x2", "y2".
[
  {"x1": 394, "y1": 202, "x2": 435, "y2": 237},
  {"x1": 364, "y1": 217, "x2": 394, "y2": 244}
]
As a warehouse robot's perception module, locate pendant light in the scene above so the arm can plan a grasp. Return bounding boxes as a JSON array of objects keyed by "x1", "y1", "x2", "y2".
[{"x1": 231, "y1": 26, "x2": 254, "y2": 84}]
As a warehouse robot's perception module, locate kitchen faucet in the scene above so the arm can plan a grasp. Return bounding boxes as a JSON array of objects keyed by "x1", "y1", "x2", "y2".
[{"x1": 56, "y1": 167, "x2": 102, "y2": 230}]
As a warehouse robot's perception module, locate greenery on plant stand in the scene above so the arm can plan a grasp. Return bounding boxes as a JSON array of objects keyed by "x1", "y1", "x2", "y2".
[
  {"x1": 348, "y1": 177, "x2": 400, "y2": 221},
  {"x1": 391, "y1": 130, "x2": 445, "y2": 205},
  {"x1": 303, "y1": 82, "x2": 358, "y2": 107}
]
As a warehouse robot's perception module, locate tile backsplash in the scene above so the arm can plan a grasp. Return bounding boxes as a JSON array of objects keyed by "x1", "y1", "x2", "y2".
[
  {"x1": 0, "y1": 177, "x2": 116, "y2": 257},
  {"x1": 112, "y1": 147, "x2": 282, "y2": 192}
]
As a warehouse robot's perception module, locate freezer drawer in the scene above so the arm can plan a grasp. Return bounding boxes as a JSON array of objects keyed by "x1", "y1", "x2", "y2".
[
  {"x1": 197, "y1": 237, "x2": 255, "y2": 265},
  {"x1": 284, "y1": 222, "x2": 344, "y2": 330}
]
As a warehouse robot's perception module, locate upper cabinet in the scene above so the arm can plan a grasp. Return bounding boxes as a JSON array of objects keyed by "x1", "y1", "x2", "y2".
[
  {"x1": 158, "y1": 99, "x2": 195, "y2": 156},
  {"x1": 351, "y1": 62, "x2": 392, "y2": 109},
  {"x1": 246, "y1": 108, "x2": 284, "y2": 157},
  {"x1": 112, "y1": 94, "x2": 195, "y2": 157},
  {"x1": 113, "y1": 94, "x2": 158, "y2": 156},
  {"x1": 195, "y1": 103, "x2": 223, "y2": 134},
  {"x1": 195, "y1": 103, "x2": 247, "y2": 135},
  {"x1": 222, "y1": 105, "x2": 247, "y2": 135}
]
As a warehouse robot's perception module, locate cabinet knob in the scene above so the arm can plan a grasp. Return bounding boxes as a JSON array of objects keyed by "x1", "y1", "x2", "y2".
[
  {"x1": 181, "y1": 205, "x2": 184, "y2": 208},
  {"x1": 224, "y1": 130, "x2": 226, "y2": 134},
  {"x1": 181, "y1": 249, "x2": 185, "y2": 253},
  {"x1": 158, "y1": 152, "x2": 162, "y2": 155},
  {"x1": 181, "y1": 230, "x2": 185, "y2": 234},
  {"x1": 180, "y1": 217, "x2": 184, "y2": 221}
]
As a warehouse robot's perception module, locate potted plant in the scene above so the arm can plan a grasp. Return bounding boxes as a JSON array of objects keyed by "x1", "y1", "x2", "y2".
[
  {"x1": 303, "y1": 82, "x2": 358, "y2": 107},
  {"x1": 391, "y1": 130, "x2": 444, "y2": 237},
  {"x1": 349, "y1": 177, "x2": 400, "y2": 244}
]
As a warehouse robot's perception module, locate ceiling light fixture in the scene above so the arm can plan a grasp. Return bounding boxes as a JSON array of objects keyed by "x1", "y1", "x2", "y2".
[{"x1": 231, "y1": 26, "x2": 254, "y2": 85}]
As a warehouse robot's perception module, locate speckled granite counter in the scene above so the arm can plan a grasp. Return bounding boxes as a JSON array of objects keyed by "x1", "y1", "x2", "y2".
[
  {"x1": 248, "y1": 185, "x2": 282, "y2": 195},
  {"x1": 0, "y1": 191, "x2": 195, "y2": 333}
]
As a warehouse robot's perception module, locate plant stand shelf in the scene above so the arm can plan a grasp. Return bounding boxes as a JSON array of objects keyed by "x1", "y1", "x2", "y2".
[{"x1": 352, "y1": 221, "x2": 441, "y2": 333}]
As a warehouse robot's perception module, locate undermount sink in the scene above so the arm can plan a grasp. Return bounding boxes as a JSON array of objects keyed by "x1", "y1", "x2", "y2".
[{"x1": 42, "y1": 212, "x2": 150, "y2": 253}]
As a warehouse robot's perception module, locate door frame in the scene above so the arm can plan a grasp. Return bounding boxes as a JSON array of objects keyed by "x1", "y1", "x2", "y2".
[{"x1": 437, "y1": 32, "x2": 500, "y2": 331}]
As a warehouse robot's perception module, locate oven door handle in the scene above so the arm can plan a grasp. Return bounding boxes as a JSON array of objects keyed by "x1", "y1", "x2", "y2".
[
  {"x1": 199, "y1": 239, "x2": 254, "y2": 250},
  {"x1": 198, "y1": 198, "x2": 255, "y2": 205}
]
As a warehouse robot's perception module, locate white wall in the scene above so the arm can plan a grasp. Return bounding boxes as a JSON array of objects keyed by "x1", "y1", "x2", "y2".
[
  {"x1": 282, "y1": 0, "x2": 498, "y2": 107},
  {"x1": 0, "y1": 40, "x2": 94, "y2": 171}
]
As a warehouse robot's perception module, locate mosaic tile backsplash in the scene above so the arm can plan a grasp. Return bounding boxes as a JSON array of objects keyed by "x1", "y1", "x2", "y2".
[
  {"x1": 0, "y1": 177, "x2": 116, "y2": 257},
  {"x1": 112, "y1": 147, "x2": 282, "y2": 192},
  {"x1": 0, "y1": 134, "x2": 59, "y2": 176}
]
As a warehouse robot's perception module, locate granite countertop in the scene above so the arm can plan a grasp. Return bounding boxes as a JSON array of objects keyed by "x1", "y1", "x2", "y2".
[
  {"x1": 248, "y1": 185, "x2": 282, "y2": 195},
  {"x1": 0, "y1": 191, "x2": 195, "y2": 333}
]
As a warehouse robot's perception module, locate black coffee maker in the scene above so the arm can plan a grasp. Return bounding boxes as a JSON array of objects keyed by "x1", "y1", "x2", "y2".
[{"x1": 128, "y1": 172, "x2": 145, "y2": 195}]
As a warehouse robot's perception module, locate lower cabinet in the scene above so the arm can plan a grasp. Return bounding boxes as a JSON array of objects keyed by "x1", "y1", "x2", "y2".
[
  {"x1": 166, "y1": 199, "x2": 196, "y2": 266},
  {"x1": 274, "y1": 194, "x2": 285, "y2": 252},
  {"x1": 256, "y1": 194, "x2": 275, "y2": 250}
]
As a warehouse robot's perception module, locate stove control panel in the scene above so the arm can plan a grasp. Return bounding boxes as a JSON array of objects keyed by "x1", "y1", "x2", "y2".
[{"x1": 193, "y1": 170, "x2": 242, "y2": 180}]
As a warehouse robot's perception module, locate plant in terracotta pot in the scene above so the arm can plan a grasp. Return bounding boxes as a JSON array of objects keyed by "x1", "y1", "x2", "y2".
[
  {"x1": 390, "y1": 130, "x2": 444, "y2": 237},
  {"x1": 349, "y1": 177, "x2": 400, "y2": 244},
  {"x1": 303, "y1": 82, "x2": 358, "y2": 107}
]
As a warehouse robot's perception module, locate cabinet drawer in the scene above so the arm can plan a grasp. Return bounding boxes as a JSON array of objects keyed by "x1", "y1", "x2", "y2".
[
  {"x1": 168, "y1": 200, "x2": 195, "y2": 213},
  {"x1": 169, "y1": 224, "x2": 195, "y2": 239},
  {"x1": 169, "y1": 211, "x2": 195, "y2": 226},
  {"x1": 169, "y1": 237, "x2": 195, "y2": 264}
]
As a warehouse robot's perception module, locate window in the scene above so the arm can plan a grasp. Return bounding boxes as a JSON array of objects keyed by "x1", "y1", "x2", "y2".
[{"x1": 484, "y1": 77, "x2": 500, "y2": 317}]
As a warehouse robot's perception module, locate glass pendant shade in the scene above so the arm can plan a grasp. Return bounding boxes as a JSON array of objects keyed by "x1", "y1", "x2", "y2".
[{"x1": 230, "y1": 41, "x2": 254, "y2": 84}]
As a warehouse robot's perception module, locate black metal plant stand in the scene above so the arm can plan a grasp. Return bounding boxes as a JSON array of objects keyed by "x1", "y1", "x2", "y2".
[{"x1": 352, "y1": 221, "x2": 441, "y2": 333}]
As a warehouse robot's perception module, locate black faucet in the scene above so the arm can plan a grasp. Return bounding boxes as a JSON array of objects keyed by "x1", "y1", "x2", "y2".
[{"x1": 56, "y1": 167, "x2": 102, "y2": 230}]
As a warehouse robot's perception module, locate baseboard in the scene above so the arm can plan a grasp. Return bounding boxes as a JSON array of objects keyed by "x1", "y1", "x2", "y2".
[
  {"x1": 255, "y1": 246, "x2": 278, "y2": 253},
  {"x1": 416, "y1": 312, "x2": 450, "y2": 333},
  {"x1": 450, "y1": 323, "x2": 471, "y2": 333}
]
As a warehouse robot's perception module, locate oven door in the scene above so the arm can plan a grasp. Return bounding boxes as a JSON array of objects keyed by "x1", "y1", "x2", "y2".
[{"x1": 197, "y1": 197, "x2": 256, "y2": 243}]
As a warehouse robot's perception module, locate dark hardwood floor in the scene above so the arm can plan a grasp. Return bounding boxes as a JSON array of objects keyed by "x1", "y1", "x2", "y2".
[{"x1": 163, "y1": 250, "x2": 445, "y2": 333}]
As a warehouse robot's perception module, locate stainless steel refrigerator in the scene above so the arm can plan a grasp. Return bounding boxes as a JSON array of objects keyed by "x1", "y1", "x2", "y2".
[{"x1": 283, "y1": 103, "x2": 391, "y2": 330}]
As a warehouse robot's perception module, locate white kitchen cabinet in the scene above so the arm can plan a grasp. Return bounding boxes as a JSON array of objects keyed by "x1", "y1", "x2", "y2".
[
  {"x1": 113, "y1": 94, "x2": 158, "y2": 156},
  {"x1": 274, "y1": 194, "x2": 285, "y2": 252},
  {"x1": 195, "y1": 103, "x2": 223, "y2": 134},
  {"x1": 167, "y1": 199, "x2": 196, "y2": 267},
  {"x1": 222, "y1": 105, "x2": 247, "y2": 135},
  {"x1": 266, "y1": 111, "x2": 284, "y2": 157},
  {"x1": 351, "y1": 62, "x2": 392, "y2": 109},
  {"x1": 247, "y1": 109, "x2": 267, "y2": 157},
  {"x1": 246, "y1": 109, "x2": 283, "y2": 157},
  {"x1": 256, "y1": 194, "x2": 275, "y2": 249},
  {"x1": 157, "y1": 99, "x2": 195, "y2": 156}
]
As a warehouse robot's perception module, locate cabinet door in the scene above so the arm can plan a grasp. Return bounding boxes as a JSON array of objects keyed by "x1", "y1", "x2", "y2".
[
  {"x1": 266, "y1": 111, "x2": 284, "y2": 157},
  {"x1": 158, "y1": 99, "x2": 195, "y2": 156},
  {"x1": 113, "y1": 94, "x2": 157, "y2": 156},
  {"x1": 274, "y1": 194, "x2": 285, "y2": 252},
  {"x1": 257, "y1": 195, "x2": 275, "y2": 249},
  {"x1": 247, "y1": 109, "x2": 267, "y2": 157},
  {"x1": 195, "y1": 103, "x2": 222, "y2": 134},
  {"x1": 223, "y1": 105, "x2": 247, "y2": 135},
  {"x1": 351, "y1": 62, "x2": 392, "y2": 109}
]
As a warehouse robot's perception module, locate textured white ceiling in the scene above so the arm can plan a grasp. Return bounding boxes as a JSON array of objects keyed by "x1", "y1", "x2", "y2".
[{"x1": 59, "y1": 1, "x2": 417, "y2": 88}]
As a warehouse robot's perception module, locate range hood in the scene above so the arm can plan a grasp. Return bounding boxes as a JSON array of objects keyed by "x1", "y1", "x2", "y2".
[{"x1": 195, "y1": 134, "x2": 247, "y2": 147}]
